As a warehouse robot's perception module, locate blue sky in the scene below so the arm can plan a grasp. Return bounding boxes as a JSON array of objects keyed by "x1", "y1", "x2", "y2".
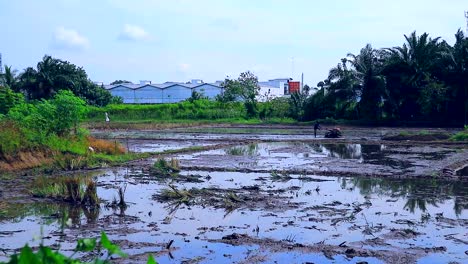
[{"x1": 1, "y1": 0, "x2": 466, "y2": 86}]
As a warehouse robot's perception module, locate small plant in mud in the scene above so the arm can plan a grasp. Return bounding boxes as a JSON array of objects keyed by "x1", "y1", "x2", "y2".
[
  {"x1": 53, "y1": 154, "x2": 90, "y2": 171},
  {"x1": 450, "y1": 125, "x2": 468, "y2": 141},
  {"x1": 150, "y1": 158, "x2": 180, "y2": 177},
  {"x1": 31, "y1": 176, "x2": 99, "y2": 206},
  {"x1": 0, "y1": 231, "x2": 159, "y2": 264},
  {"x1": 270, "y1": 170, "x2": 292, "y2": 181},
  {"x1": 223, "y1": 192, "x2": 243, "y2": 209},
  {"x1": 158, "y1": 185, "x2": 195, "y2": 205},
  {"x1": 107, "y1": 185, "x2": 128, "y2": 209}
]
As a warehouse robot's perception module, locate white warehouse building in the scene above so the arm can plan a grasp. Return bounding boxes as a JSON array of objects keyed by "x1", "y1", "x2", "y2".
[{"x1": 104, "y1": 78, "x2": 292, "y2": 104}]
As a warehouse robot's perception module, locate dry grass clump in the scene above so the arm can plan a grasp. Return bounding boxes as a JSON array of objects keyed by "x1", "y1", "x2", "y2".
[{"x1": 87, "y1": 136, "x2": 125, "y2": 155}]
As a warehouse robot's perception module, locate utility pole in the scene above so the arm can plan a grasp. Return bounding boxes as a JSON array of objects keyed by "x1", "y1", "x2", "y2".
[
  {"x1": 290, "y1": 57, "x2": 295, "y2": 80},
  {"x1": 465, "y1": 11, "x2": 468, "y2": 35},
  {"x1": 0, "y1": 53, "x2": 2, "y2": 74},
  {"x1": 301, "y1": 72, "x2": 304, "y2": 92}
]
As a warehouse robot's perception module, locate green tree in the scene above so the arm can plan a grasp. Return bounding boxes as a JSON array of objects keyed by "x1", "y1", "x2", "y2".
[
  {"x1": 289, "y1": 91, "x2": 308, "y2": 121},
  {"x1": 50, "y1": 90, "x2": 88, "y2": 135},
  {"x1": 222, "y1": 71, "x2": 260, "y2": 118},
  {"x1": 110, "y1": 80, "x2": 132, "y2": 85},
  {"x1": 383, "y1": 31, "x2": 444, "y2": 120},
  {"x1": 347, "y1": 44, "x2": 386, "y2": 120},
  {"x1": 15, "y1": 55, "x2": 114, "y2": 106},
  {"x1": 0, "y1": 66, "x2": 19, "y2": 91}
]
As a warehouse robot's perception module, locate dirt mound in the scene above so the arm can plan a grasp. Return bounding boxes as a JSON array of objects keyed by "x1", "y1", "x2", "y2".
[
  {"x1": 0, "y1": 150, "x2": 54, "y2": 171},
  {"x1": 382, "y1": 133, "x2": 450, "y2": 141}
]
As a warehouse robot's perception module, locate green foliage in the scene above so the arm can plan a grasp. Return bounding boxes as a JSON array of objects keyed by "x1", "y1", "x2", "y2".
[
  {"x1": 0, "y1": 86, "x2": 24, "y2": 115},
  {"x1": 289, "y1": 92, "x2": 308, "y2": 121},
  {"x1": 8, "y1": 90, "x2": 87, "y2": 138},
  {"x1": 30, "y1": 176, "x2": 99, "y2": 205},
  {"x1": 220, "y1": 71, "x2": 260, "y2": 118},
  {"x1": 10, "y1": 55, "x2": 114, "y2": 106},
  {"x1": 303, "y1": 29, "x2": 468, "y2": 125},
  {"x1": 187, "y1": 90, "x2": 208, "y2": 103},
  {"x1": 0, "y1": 121, "x2": 24, "y2": 156},
  {"x1": 0, "y1": 231, "x2": 158, "y2": 264},
  {"x1": 258, "y1": 97, "x2": 290, "y2": 120},
  {"x1": 87, "y1": 100, "x2": 246, "y2": 121},
  {"x1": 150, "y1": 158, "x2": 180, "y2": 177},
  {"x1": 450, "y1": 125, "x2": 468, "y2": 141}
]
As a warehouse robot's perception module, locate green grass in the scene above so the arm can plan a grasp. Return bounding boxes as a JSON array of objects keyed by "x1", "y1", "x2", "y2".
[
  {"x1": 450, "y1": 126, "x2": 468, "y2": 141},
  {"x1": 30, "y1": 175, "x2": 99, "y2": 205}
]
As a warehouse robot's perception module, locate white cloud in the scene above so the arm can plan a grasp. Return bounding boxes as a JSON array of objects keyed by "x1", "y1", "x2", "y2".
[
  {"x1": 119, "y1": 24, "x2": 151, "y2": 41},
  {"x1": 52, "y1": 27, "x2": 89, "y2": 50}
]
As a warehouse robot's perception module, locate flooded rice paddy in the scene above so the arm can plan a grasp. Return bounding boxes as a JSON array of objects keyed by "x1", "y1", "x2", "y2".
[{"x1": 0, "y1": 126, "x2": 467, "y2": 263}]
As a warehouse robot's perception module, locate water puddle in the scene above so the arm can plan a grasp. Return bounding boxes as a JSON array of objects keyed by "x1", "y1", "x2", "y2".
[
  {"x1": 176, "y1": 142, "x2": 459, "y2": 177},
  {"x1": 0, "y1": 166, "x2": 466, "y2": 263}
]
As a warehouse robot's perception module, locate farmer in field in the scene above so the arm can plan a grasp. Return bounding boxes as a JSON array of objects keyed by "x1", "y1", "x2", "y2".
[{"x1": 314, "y1": 121, "x2": 321, "y2": 138}]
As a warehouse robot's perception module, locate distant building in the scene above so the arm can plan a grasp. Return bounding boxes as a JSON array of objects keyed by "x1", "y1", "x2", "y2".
[
  {"x1": 104, "y1": 80, "x2": 224, "y2": 104},
  {"x1": 288, "y1": 81, "x2": 300, "y2": 94},
  {"x1": 104, "y1": 77, "x2": 297, "y2": 104}
]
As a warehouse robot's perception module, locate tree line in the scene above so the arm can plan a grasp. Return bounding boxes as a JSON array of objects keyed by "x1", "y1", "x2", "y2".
[
  {"x1": 0, "y1": 55, "x2": 119, "y2": 106},
  {"x1": 303, "y1": 30, "x2": 467, "y2": 125}
]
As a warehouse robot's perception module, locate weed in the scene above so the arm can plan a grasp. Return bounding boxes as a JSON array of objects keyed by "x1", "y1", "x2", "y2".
[
  {"x1": 158, "y1": 185, "x2": 200, "y2": 205},
  {"x1": 270, "y1": 170, "x2": 292, "y2": 181},
  {"x1": 53, "y1": 154, "x2": 89, "y2": 171},
  {"x1": 118, "y1": 184, "x2": 127, "y2": 208},
  {"x1": 283, "y1": 234, "x2": 297, "y2": 243},
  {"x1": 150, "y1": 158, "x2": 180, "y2": 177},
  {"x1": 31, "y1": 175, "x2": 99, "y2": 206}
]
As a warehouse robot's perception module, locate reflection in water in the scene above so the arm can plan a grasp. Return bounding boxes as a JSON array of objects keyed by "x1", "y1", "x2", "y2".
[
  {"x1": 340, "y1": 177, "x2": 468, "y2": 216},
  {"x1": 0, "y1": 202, "x2": 100, "y2": 227},
  {"x1": 317, "y1": 144, "x2": 363, "y2": 159}
]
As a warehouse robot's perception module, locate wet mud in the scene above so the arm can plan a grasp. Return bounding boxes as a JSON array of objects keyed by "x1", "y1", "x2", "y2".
[{"x1": 0, "y1": 125, "x2": 467, "y2": 263}]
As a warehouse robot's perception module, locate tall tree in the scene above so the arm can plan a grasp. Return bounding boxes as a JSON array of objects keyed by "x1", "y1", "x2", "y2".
[
  {"x1": 347, "y1": 44, "x2": 386, "y2": 120},
  {"x1": 384, "y1": 31, "x2": 445, "y2": 120},
  {"x1": 0, "y1": 66, "x2": 18, "y2": 91},
  {"x1": 222, "y1": 71, "x2": 260, "y2": 118}
]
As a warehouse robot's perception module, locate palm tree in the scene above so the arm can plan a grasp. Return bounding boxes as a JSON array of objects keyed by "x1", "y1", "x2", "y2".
[
  {"x1": 347, "y1": 44, "x2": 386, "y2": 120},
  {"x1": 384, "y1": 31, "x2": 445, "y2": 120},
  {"x1": 325, "y1": 58, "x2": 360, "y2": 118},
  {"x1": 18, "y1": 67, "x2": 38, "y2": 100},
  {"x1": 0, "y1": 65, "x2": 18, "y2": 91},
  {"x1": 441, "y1": 29, "x2": 468, "y2": 124}
]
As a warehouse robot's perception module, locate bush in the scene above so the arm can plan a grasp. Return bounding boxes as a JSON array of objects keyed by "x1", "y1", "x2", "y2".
[
  {"x1": 450, "y1": 125, "x2": 468, "y2": 141},
  {"x1": 86, "y1": 100, "x2": 246, "y2": 121},
  {"x1": 0, "y1": 121, "x2": 25, "y2": 156},
  {"x1": 0, "y1": 86, "x2": 24, "y2": 115},
  {"x1": 8, "y1": 90, "x2": 87, "y2": 138}
]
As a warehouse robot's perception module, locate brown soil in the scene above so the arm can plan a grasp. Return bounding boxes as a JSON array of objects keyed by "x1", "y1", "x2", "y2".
[
  {"x1": 0, "y1": 150, "x2": 54, "y2": 171},
  {"x1": 209, "y1": 233, "x2": 447, "y2": 264}
]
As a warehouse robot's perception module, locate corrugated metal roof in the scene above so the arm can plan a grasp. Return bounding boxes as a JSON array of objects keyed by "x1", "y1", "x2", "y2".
[{"x1": 105, "y1": 82, "x2": 222, "y2": 90}]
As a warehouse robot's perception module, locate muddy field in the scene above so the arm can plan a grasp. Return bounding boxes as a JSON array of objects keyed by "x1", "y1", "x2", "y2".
[{"x1": 0, "y1": 125, "x2": 467, "y2": 263}]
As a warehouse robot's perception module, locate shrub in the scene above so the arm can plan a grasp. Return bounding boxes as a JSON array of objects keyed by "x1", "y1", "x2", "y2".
[{"x1": 0, "y1": 121, "x2": 24, "y2": 156}]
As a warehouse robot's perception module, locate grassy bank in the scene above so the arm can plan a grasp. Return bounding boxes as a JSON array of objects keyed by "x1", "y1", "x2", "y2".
[{"x1": 0, "y1": 90, "x2": 148, "y2": 172}]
